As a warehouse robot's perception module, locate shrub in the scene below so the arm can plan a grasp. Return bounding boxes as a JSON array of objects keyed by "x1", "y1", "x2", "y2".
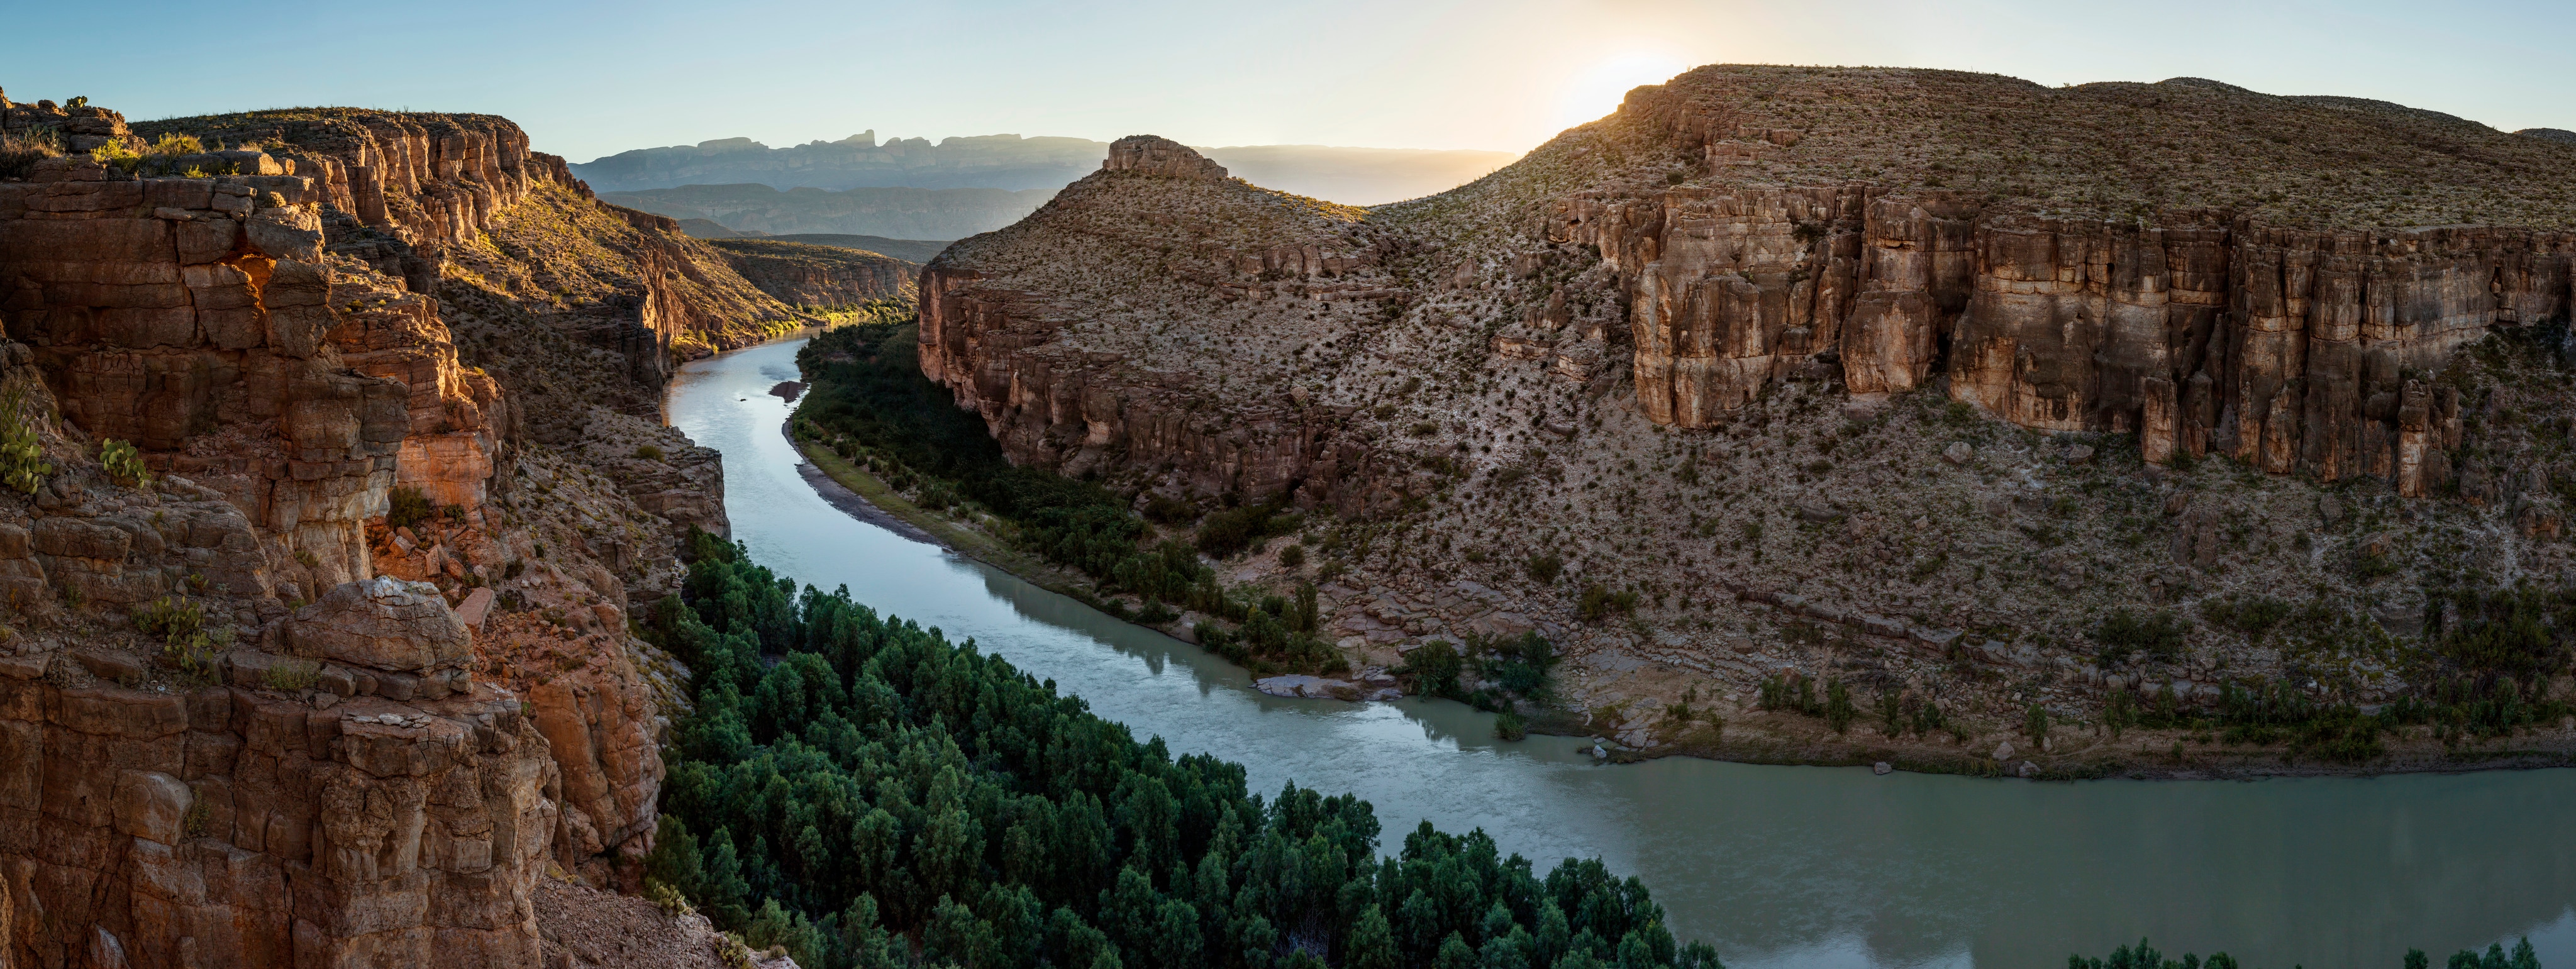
[
  {"x1": 1142, "y1": 493, "x2": 1197, "y2": 524},
  {"x1": 1395, "y1": 640, "x2": 1464, "y2": 698},
  {"x1": 2024, "y1": 702, "x2": 2050, "y2": 743},
  {"x1": 1471, "y1": 631, "x2": 1560, "y2": 697},
  {"x1": 0, "y1": 125, "x2": 64, "y2": 180},
  {"x1": 387, "y1": 485, "x2": 433, "y2": 529},
  {"x1": 1279, "y1": 544, "x2": 1306, "y2": 568},
  {"x1": 2199, "y1": 594, "x2": 2292, "y2": 640},
  {"x1": 1195, "y1": 501, "x2": 1292, "y2": 558},
  {"x1": 635, "y1": 444, "x2": 665, "y2": 460},
  {"x1": 1824, "y1": 679, "x2": 1857, "y2": 733},
  {"x1": 0, "y1": 387, "x2": 49, "y2": 494},
  {"x1": 100, "y1": 438, "x2": 149, "y2": 490},
  {"x1": 262, "y1": 658, "x2": 320, "y2": 692},
  {"x1": 134, "y1": 595, "x2": 204, "y2": 643},
  {"x1": 1524, "y1": 551, "x2": 1563, "y2": 582},
  {"x1": 1493, "y1": 712, "x2": 1527, "y2": 741},
  {"x1": 2094, "y1": 609, "x2": 2188, "y2": 666},
  {"x1": 88, "y1": 140, "x2": 142, "y2": 175}
]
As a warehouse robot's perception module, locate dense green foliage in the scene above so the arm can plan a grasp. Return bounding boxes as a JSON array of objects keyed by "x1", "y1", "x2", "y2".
[
  {"x1": 1392, "y1": 631, "x2": 1562, "y2": 716},
  {"x1": 647, "y1": 533, "x2": 1716, "y2": 969},
  {"x1": 2068, "y1": 936, "x2": 2540, "y2": 969}
]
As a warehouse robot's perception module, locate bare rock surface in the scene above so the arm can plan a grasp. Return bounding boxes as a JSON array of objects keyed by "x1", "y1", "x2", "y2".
[{"x1": 0, "y1": 90, "x2": 781, "y2": 966}]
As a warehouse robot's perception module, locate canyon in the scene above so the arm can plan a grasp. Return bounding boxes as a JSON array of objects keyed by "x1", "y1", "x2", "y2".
[
  {"x1": 917, "y1": 69, "x2": 2576, "y2": 772},
  {"x1": 0, "y1": 91, "x2": 814, "y2": 967}
]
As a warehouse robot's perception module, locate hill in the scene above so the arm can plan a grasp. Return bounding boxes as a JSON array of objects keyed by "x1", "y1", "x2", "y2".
[{"x1": 900, "y1": 67, "x2": 2576, "y2": 777}]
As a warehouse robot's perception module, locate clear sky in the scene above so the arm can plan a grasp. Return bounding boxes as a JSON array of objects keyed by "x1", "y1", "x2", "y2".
[{"x1": 7, "y1": 0, "x2": 2570, "y2": 163}]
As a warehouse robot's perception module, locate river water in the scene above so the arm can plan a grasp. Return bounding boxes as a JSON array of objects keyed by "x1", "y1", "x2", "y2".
[{"x1": 668, "y1": 337, "x2": 2576, "y2": 969}]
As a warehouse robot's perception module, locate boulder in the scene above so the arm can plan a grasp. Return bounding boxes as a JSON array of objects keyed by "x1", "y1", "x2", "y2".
[
  {"x1": 282, "y1": 577, "x2": 472, "y2": 672},
  {"x1": 112, "y1": 770, "x2": 189, "y2": 844}
]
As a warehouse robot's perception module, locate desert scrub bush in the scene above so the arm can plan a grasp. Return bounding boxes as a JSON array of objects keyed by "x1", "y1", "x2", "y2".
[
  {"x1": 0, "y1": 386, "x2": 49, "y2": 494},
  {"x1": 1524, "y1": 551, "x2": 1563, "y2": 582},
  {"x1": 2094, "y1": 608, "x2": 2189, "y2": 666},
  {"x1": 133, "y1": 595, "x2": 204, "y2": 643},
  {"x1": 100, "y1": 438, "x2": 150, "y2": 489},
  {"x1": 386, "y1": 484, "x2": 433, "y2": 529},
  {"x1": 0, "y1": 125, "x2": 64, "y2": 180},
  {"x1": 634, "y1": 444, "x2": 665, "y2": 460},
  {"x1": 1492, "y1": 711, "x2": 1527, "y2": 740},
  {"x1": 262, "y1": 658, "x2": 321, "y2": 692},
  {"x1": 2024, "y1": 702, "x2": 2050, "y2": 743},
  {"x1": 88, "y1": 139, "x2": 143, "y2": 175},
  {"x1": 1278, "y1": 543, "x2": 1305, "y2": 568},
  {"x1": 2199, "y1": 594, "x2": 2292, "y2": 640},
  {"x1": 1575, "y1": 583, "x2": 1638, "y2": 622}
]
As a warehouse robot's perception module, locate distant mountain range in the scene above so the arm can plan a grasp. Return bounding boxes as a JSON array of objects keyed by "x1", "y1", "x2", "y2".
[
  {"x1": 597, "y1": 184, "x2": 1054, "y2": 242},
  {"x1": 571, "y1": 131, "x2": 1516, "y2": 206},
  {"x1": 673, "y1": 221, "x2": 949, "y2": 265}
]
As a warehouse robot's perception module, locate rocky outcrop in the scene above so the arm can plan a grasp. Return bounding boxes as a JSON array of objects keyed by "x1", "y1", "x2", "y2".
[
  {"x1": 705, "y1": 238, "x2": 917, "y2": 309},
  {"x1": 0, "y1": 94, "x2": 766, "y2": 965},
  {"x1": 1102, "y1": 136, "x2": 1230, "y2": 182},
  {"x1": 1, "y1": 622, "x2": 561, "y2": 969},
  {"x1": 129, "y1": 109, "x2": 573, "y2": 291}
]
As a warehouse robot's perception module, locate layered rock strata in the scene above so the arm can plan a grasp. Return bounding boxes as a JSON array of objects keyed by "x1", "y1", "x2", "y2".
[
  {"x1": 1, "y1": 94, "x2": 780, "y2": 965},
  {"x1": 704, "y1": 237, "x2": 918, "y2": 309}
]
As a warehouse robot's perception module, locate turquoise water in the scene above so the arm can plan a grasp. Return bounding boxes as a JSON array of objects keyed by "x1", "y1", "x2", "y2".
[{"x1": 669, "y1": 338, "x2": 2576, "y2": 969}]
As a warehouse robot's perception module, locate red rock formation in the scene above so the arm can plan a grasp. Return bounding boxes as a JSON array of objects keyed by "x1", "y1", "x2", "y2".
[
  {"x1": 0, "y1": 96, "x2": 756, "y2": 965},
  {"x1": 0, "y1": 612, "x2": 562, "y2": 969}
]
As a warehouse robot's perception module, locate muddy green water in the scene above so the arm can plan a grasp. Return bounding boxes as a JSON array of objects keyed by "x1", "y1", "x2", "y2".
[{"x1": 669, "y1": 338, "x2": 2576, "y2": 968}]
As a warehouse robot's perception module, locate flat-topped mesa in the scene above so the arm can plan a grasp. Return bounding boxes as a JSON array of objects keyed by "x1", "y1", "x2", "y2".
[{"x1": 1102, "y1": 135, "x2": 1229, "y2": 182}]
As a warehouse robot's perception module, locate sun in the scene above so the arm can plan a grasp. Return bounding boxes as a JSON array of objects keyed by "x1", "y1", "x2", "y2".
[{"x1": 1551, "y1": 52, "x2": 1692, "y2": 131}]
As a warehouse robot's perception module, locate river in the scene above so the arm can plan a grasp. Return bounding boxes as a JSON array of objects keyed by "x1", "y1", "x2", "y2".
[{"x1": 667, "y1": 336, "x2": 2576, "y2": 969}]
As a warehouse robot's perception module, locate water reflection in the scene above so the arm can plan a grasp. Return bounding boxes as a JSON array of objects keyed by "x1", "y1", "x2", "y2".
[{"x1": 670, "y1": 338, "x2": 2576, "y2": 969}]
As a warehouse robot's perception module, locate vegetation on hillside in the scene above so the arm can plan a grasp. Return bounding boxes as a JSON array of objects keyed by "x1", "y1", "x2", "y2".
[
  {"x1": 793, "y1": 319, "x2": 1347, "y2": 675},
  {"x1": 643, "y1": 531, "x2": 1720, "y2": 969}
]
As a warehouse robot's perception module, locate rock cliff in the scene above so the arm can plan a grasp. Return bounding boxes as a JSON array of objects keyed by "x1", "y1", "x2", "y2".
[
  {"x1": 918, "y1": 69, "x2": 2576, "y2": 773},
  {"x1": 0, "y1": 92, "x2": 784, "y2": 965},
  {"x1": 703, "y1": 238, "x2": 918, "y2": 309}
]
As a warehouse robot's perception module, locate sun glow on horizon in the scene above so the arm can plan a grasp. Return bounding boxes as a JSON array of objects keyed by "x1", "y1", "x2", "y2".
[{"x1": 1549, "y1": 52, "x2": 1693, "y2": 135}]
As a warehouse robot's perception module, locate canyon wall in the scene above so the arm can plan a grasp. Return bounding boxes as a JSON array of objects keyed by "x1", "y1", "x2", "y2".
[
  {"x1": 1532, "y1": 80, "x2": 2576, "y2": 494},
  {"x1": 0, "y1": 93, "x2": 770, "y2": 965}
]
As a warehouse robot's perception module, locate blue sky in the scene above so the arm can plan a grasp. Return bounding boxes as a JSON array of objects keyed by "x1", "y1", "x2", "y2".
[{"x1": 7, "y1": 0, "x2": 2570, "y2": 163}]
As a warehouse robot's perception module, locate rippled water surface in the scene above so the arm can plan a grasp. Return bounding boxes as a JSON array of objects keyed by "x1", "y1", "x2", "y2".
[{"x1": 669, "y1": 338, "x2": 2576, "y2": 968}]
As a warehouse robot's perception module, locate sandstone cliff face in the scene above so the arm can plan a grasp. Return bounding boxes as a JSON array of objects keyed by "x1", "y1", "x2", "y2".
[
  {"x1": 1, "y1": 94, "x2": 779, "y2": 965},
  {"x1": 1575, "y1": 69, "x2": 2576, "y2": 490}
]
